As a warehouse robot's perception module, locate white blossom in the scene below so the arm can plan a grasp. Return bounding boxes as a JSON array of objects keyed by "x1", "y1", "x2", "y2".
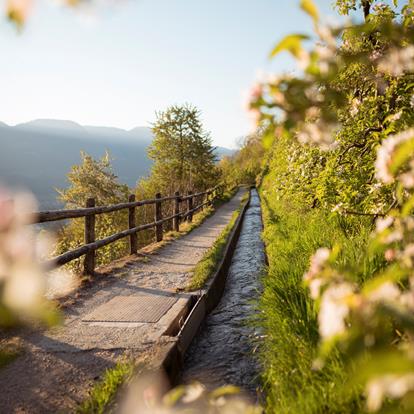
[
  {"x1": 375, "y1": 128, "x2": 414, "y2": 184},
  {"x1": 366, "y1": 374, "x2": 414, "y2": 412},
  {"x1": 0, "y1": 188, "x2": 74, "y2": 321},
  {"x1": 368, "y1": 282, "x2": 401, "y2": 303},
  {"x1": 375, "y1": 216, "x2": 394, "y2": 233},
  {"x1": 378, "y1": 46, "x2": 414, "y2": 77},
  {"x1": 350, "y1": 98, "x2": 361, "y2": 117},
  {"x1": 318, "y1": 283, "x2": 354, "y2": 339},
  {"x1": 304, "y1": 248, "x2": 331, "y2": 300},
  {"x1": 332, "y1": 202, "x2": 344, "y2": 213},
  {"x1": 297, "y1": 121, "x2": 338, "y2": 150}
]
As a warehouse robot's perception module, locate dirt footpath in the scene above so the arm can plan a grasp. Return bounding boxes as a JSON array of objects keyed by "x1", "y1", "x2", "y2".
[{"x1": 0, "y1": 189, "x2": 246, "y2": 414}]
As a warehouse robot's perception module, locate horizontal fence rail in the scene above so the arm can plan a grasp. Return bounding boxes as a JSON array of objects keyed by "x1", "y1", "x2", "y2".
[{"x1": 36, "y1": 185, "x2": 224, "y2": 274}]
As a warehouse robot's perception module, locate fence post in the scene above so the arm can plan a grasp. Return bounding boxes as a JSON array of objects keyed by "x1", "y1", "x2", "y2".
[
  {"x1": 187, "y1": 191, "x2": 193, "y2": 223},
  {"x1": 128, "y1": 194, "x2": 138, "y2": 254},
  {"x1": 155, "y1": 193, "x2": 163, "y2": 242},
  {"x1": 173, "y1": 191, "x2": 180, "y2": 232},
  {"x1": 84, "y1": 197, "x2": 96, "y2": 275}
]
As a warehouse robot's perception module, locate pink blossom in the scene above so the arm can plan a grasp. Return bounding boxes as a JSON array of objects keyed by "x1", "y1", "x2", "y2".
[{"x1": 384, "y1": 249, "x2": 396, "y2": 262}]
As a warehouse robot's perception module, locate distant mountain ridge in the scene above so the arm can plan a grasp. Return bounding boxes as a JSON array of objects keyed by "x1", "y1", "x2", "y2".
[{"x1": 0, "y1": 119, "x2": 234, "y2": 209}]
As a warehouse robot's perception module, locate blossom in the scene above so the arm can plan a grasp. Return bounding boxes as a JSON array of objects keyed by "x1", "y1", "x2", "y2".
[
  {"x1": 296, "y1": 121, "x2": 338, "y2": 150},
  {"x1": 368, "y1": 282, "x2": 401, "y2": 303},
  {"x1": 249, "y1": 83, "x2": 263, "y2": 102},
  {"x1": 389, "y1": 111, "x2": 402, "y2": 123},
  {"x1": 318, "y1": 282, "x2": 354, "y2": 339},
  {"x1": 375, "y1": 128, "x2": 414, "y2": 184},
  {"x1": 378, "y1": 46, "x2": 414, "y2": 77},
  {"x1": 366, "y1": 374, "x2": 414, "y2": 412},
  {"x1": 6, "y1": 0, "x2": 33, "y2": 27},
  {"x1": 315, "y1": 25, "x2": 337, "y2": 48},
  {"x1": 384, "y1": 248, "x2": 396, "y2": 262},
  {"x1": 0, "y1": 187, "x2": 73, "y2": 323},
  {"x1": 332, "y1": 202, "x2": 344, "y2": 213},
  {"x1": 375, "y1": 216, "x2": 393, "y2": 233},
  {"x1": 350, "y1": 98, "x2": 361, "y2": 117},
  {"x1": 304, "y1": 248, "x2": 331, "y2": 299},
  {"x1": 399, "y1": 171, "x2": 414, "y2": 189}
]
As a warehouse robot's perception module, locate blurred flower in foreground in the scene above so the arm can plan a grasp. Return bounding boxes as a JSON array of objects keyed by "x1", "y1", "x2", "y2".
[
  {"x1": 0, "y1": 186, "x2": 75, "y2": 326},
  {"x1": 6, "y1": 0, "x2": 33, "y2": 28},
  {"x1": 119, "y1": 369, "x2": 262, "y2": 414}
]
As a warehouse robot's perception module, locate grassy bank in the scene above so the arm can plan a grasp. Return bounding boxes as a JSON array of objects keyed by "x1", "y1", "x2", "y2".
[
  {"x1": 77, "y1": 362, "x2": 134, "y2": 414},
  {"x1": 258, "y1": 179, "x2": 383, "y2": 413},
  {"x1": 187, "y1": 190, "x2": 248, "y2": 291}
]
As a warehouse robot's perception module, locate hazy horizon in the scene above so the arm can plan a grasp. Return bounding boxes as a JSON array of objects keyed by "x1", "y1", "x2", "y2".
[{"x1": 0, "y1": 0, "x2": 339, "y2": 149}]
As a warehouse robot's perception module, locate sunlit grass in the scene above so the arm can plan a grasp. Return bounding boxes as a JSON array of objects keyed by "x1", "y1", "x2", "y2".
[
  {"x1": 77, "y1": 361, "x2": 134, "y2": 414},
  {"x1": 187, "y1": 190, "x2": 249, "y2": 291},
  {"x1": 258, "y1": 187, "x2": 380, "y2": 413}
]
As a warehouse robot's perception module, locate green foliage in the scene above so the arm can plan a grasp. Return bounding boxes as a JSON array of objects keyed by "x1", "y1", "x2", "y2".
[
  {"x1": 143, "y1": 104, "x2": 219, "y2": 195},
  {"x1": 249, "y1": 1, "x2": 414, "y2": 412},
  {"x1": 187, "y1": 190, "x2": 247, "y2": 291},
  {"x1": 56, "y1": 151, "x2": 130, "y2": 273},
  {"x1": 270, "y1": 33, "x2": 310, "y2": 58},
  {"x1": 77, "y1": 361, "x2": 134, "y2": 414},
  {"x1": 259, "y1": 158, "x2": 378, "y2": 413},
  {"x1": 219, "y1": 131, "x2": 265, "y2": 188},
  {"x1": 0, "y1": 349, "x2": 20, "y2": 370}
]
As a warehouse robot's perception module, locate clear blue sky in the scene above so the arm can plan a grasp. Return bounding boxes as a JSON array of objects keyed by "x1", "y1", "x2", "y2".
[{"x1": 0, "y1": 0, "x2": 340, "y2": 148}]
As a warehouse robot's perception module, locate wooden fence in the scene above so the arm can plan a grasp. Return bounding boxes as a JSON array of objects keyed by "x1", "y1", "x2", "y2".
[{"x1": 35, "y1": 185, "x2": 223, "y2": 274}]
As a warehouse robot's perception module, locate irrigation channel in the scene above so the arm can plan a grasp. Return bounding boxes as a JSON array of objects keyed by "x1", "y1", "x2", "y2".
[{"x1": 180, "y1": 189, "x2": 266, "y2": 397}]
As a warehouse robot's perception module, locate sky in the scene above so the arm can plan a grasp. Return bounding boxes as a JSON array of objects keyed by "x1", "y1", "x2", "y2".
[{"x1": 0, "y1": 0, "x2": 341, "y2": 148}]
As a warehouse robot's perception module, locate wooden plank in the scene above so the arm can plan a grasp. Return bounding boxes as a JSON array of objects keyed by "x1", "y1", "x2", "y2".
[{"x1": 36, "y1": 186, "x2": 220, "y2": 223}]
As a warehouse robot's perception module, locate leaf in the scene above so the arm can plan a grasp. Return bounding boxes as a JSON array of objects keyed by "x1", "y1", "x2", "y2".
[
  {"x1": 163, "y1": 386, "x2": 186, "y2": 406},
  {"x1": 391, "y1": 136, "x2": 414, "y2": 175},
  {"x1": 210, "y1": 385, "x2": 241, "y2": 399},
  {"x1": 300, "y1": 0, "x2": 319, "y2": 23},
  {"x1": 270, "y1": 34, "x2": 310, "y2": 59}
]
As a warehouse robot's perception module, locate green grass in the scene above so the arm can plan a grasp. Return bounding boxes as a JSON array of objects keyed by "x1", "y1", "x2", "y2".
[
  {"x1": 258, "y1": 185, "x2": 384, "y2": 413},
  {"x1": 164, "y1": 186, "x2": 240, "y2": 240},
  {"x1": 187, "y1": 190, "x2": 248, "y2": 291},
  {"x1": 77, "y1": 362, "x2": 134, "y2": 414},
  {"x1": 0, "y1": 350, "x2": 20, "y2": 370}
]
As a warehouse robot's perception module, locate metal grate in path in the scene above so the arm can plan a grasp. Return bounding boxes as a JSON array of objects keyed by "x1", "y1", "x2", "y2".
[{"x1": 82, "y1": 294, "x2": 177, "y2": 323}]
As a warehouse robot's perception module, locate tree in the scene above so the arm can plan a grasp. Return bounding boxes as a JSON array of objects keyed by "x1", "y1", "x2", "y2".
[
  {"x1": 55, "y1": 151, "x2": 130, "y2": 273},
  {"x1": 144, "y1": 104, "x2": 219, "y2": 195},
  {"x1": 218, "y1": 130, "x2": 265, "y2": 187},
  {"x1": 249, "y1": 0, "x2": 414, "y2": 411}
]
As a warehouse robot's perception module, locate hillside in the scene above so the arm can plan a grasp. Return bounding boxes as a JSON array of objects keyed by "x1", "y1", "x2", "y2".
[{"x1": 0, "y1": 120, "x2": 234, "y2": 209}]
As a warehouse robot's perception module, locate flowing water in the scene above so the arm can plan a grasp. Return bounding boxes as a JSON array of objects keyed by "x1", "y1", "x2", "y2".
[{"x1": 181, "y1": 189, "x2": 266, "y2": 397}]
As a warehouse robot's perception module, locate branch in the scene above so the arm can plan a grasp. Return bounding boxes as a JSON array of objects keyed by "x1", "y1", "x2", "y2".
[
  {"x1": 342, "y1": 209, "x2": 386, "y2": 217},
  {"x1": 362, "y1": 0, "x2": 372, "y2": 20}
]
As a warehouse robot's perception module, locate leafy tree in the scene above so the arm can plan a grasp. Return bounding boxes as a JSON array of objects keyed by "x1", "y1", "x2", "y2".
[
  {"x1": 219, "y1": 130, "x2": 265, "y2": 187},
  {"x1": 56, "y1": 151, "x2": 130, "y2": 273},
  {"x1": 248, "y1": 0, "x2": 414, "y2": 412},
  {"x1": 143, "y1": 104, "x2": 219, "y2": 195}
]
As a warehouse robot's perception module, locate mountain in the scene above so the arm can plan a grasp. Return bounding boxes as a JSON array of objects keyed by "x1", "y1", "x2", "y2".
[
  {"x1": 0, "y1": 120, "x2": 234, "y2": 210},
  {"x1": 0, "y1": 121, "x2": 153, "y2": 210}
]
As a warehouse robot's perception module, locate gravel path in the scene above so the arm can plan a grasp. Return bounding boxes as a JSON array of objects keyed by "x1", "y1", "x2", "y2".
[{"x1": 0, "y1": 189, "x2": 246, "y2": 413}]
